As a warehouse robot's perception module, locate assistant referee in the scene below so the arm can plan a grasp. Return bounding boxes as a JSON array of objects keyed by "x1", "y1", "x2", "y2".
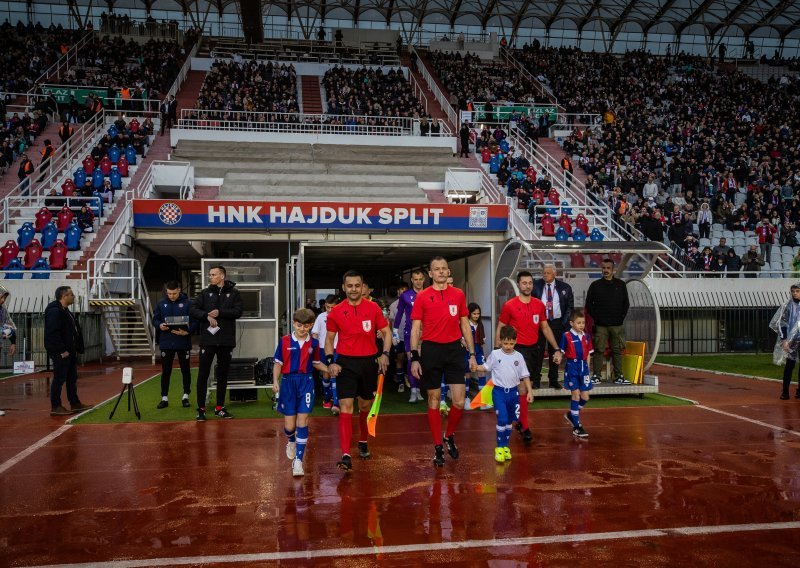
[
  {"x1": 325, "y1": 270, "x2": 390, "y2": 471},
  {"x1": 410, "y1": 256, "x2": 476, "y2": 467}
]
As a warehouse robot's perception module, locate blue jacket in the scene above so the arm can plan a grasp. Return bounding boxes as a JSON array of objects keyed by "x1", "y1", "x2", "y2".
[{"x1": 153, "y1": 292, "x2": 195, "y2": 350}]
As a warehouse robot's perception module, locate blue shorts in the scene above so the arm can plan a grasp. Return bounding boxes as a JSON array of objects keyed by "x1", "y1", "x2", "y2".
[
  {"x1": 492, "y1": 385, "x2": 519, "y2": 426},
  {"x1": 277, "y1": 373, "x2": 315, "y2": 416},
  {"x1": 564, "y1": 360, "x2": 593, "y2": 392},
  {"x1": 464, "y1": 345, "x2": 485, "y2": 372}
]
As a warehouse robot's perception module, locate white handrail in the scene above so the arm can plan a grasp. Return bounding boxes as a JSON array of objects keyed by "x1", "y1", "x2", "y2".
[
  {"x1": 479, "y1": 170, "x2": 505, "y2": 204},
  {"x1": 178, "y1": 111, "x2": 450, "y2": 137},
  {"x1": 500, "y1": 49, "x2": 560, "y2": 109},
  {"x1": 27, "y1": 30, "x2": 95, "y2": 100},
  {"x1": 0, "y1": 110, "x2": 107, "y2": 232},
  {"x1": 167, "y1": 36, "x2": 201, "y2": 99},
  {"x1": 409, "y1": 46, "x2": 459, "y2": 130},
  {"x1": 409, "y1": 72, "x2": 429, "y2": 115}
]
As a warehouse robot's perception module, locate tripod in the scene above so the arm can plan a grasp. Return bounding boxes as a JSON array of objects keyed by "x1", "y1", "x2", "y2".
[{"x1": 109, "y1": 382, "x2": 141, "y2": 420}]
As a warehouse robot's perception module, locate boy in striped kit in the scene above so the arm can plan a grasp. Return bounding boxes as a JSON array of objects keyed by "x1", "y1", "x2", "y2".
[
  {"x1": 560, "y1": 309, "x2": 593, "y2": 438},
  {"x1": 273, "y1": 308, "x2": 329, "y2": 477}
]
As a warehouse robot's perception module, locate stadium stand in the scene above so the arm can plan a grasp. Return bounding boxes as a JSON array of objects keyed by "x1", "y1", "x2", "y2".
[
  {"x1": 191, "y1": 59, "x2": 299, "y2": 116},
  {"x1": 322, "y1": 66, "x2": 426, "y2": 119}
]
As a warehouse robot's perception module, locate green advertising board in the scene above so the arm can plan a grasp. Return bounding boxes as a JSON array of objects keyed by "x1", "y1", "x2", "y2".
[
  {"x1": 40, "y1": 85, "x2": 109, "y2": 104},
  {"x1": 473, "y1": 103, "x2": 557, "y2": 122}
]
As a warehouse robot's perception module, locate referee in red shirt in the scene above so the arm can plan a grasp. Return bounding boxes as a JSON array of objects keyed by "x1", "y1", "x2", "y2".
[
  {"x1": 410, "y1": 256, "x2": 477, "y2": 467},
  {"x1": 325, "y1": 270, "x2": 391, "y2": 471},
  {"x1": 496, "y1": 270, "x2": 562, "y2": 443}
]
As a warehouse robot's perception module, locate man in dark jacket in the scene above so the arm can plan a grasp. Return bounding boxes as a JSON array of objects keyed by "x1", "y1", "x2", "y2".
[
  {"x1": 585, "y1": 258, "x2": 630, "y2": 385},
  {"x1": 532, "y1": 264, "x2": 574, "y2": 389},
  {"x1": 44, "y1": 286, "x2": 92, "y2": 416},
  {"x1": 190, "y1": 265, "x2": 243, "y2": 421},
  {"x1": 153, "y1": 280, "x2": 195, "y2": 409}
]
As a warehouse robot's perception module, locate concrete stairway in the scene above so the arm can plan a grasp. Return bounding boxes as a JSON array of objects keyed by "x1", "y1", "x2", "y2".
[
  {"x1": 0, "y1": 120, "x2": 63, "y2": 200},
  {"x1": 173, "y1": 140, "x2": 462, "y2": 202},
  {"x1": 538, "y1": 137, "x2": 589, "y2": 186},
  {"x1": 300, "y1": 75, "x2": 323, "y2": 114}
]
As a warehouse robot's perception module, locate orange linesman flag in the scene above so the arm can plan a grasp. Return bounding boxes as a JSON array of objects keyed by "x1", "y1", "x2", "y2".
[
  {"x1": 469, "y1": 379, "x2": 495, "y2": 409},
  {"x1": 367, "y1": 374, "x2": 384, "y2": 437}
]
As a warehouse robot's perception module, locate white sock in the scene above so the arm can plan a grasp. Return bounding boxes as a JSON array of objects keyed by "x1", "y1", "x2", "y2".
[
  {"x1": 162, "y1": 396, "x2": 168, "y2": 401},
  {"x1": 182, "y1": 394, "x2": 189, "y2": 399}
]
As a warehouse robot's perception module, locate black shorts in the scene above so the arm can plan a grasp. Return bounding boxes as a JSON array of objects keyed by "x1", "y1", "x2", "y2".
[
  {"x1": 421, "y1": 340, "x2": 464, "y2": 391},
  {"x1": 516, "y1": 343, "x2": 543, "y2": 382},
  {"x1": 336, "y1": 355, "x2": 379, "y2": 401}
]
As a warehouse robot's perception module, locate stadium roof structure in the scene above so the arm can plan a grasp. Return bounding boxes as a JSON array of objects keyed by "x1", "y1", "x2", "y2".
[{"x1": 41, "y1": 1, "x2": 800, "y2": 39}]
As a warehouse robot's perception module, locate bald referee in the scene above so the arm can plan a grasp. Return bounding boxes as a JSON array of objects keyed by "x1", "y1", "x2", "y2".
[
  {"x1": 410, "y1": 256, "x2": 477, "y2": 467},
  {"x1": 325, "y1": 270, "x2": 391, "y2": 471}
]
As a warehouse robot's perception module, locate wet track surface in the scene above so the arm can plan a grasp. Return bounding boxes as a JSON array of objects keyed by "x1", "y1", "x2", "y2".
[{"x1": 0, "y1": 363, "x2": 798, "y2": 566}]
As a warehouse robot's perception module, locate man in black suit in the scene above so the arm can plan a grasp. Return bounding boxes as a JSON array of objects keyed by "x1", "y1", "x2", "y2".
[{"x1": 532, "y1": 264, "x2": 574, "y2": 389}]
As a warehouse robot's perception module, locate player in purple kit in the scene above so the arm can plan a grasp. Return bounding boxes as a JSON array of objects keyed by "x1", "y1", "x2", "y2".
[
  {"x1": 393, "y1": 269, "x2": 426, "y2": 403},
  {"x1": 273, "y1": 308, "x2": 329, "y2": 476},
  {"x1": 559, "y1": 309, "x2": 593, "y2": 439}
]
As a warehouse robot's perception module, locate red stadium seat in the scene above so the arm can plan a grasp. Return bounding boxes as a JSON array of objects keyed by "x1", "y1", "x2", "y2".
[
  {"x1": 49, "y1": 239, "x2": 68, "y2": 270},
  {"x1": 56, "y1": 206, "x2": 74, "y2": 232},
  {"x1": 540, "y1": 213, "x2": 555, "y2": 237},
  {"x1": 23, "y1": 239, "x2": 43, "y2": 270},
  {"x1": 35, "y1": 207, "x2": 53, "y2": 232},
  {"x1": 1, "y1": 239, "x2": 19, "y2": 268},
  {"x1": 575, "y1": 214, "x2": 589, "y2": 235},
  {"x1": 558, "y1": 213, "x2": 572, "y2": 233}
]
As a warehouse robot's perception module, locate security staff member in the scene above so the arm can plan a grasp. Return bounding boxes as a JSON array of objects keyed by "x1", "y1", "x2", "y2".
[
  {"x1": 153, "y1": 280, "x2": 195, "y2": 409},
  {"x1": 496, "y1": 270, "x2": 562, "y2": 443},
  {"x1": 410, "y1": 256, "x2": 476, "y2": 467},
  {"x1": 190, "y1": 265, "x2": 243, "y2": 421},
  {"x1": 325, "y1": 270, "x2": 391, "y2": 472},
  {"x1": 532, "y1": 264, "x2": 574, "y2": 389}
]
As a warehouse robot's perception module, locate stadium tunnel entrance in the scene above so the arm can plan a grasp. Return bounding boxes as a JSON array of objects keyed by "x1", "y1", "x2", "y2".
[{"x1": 136, "y1": 235, "x2": 501, "y2": 362}]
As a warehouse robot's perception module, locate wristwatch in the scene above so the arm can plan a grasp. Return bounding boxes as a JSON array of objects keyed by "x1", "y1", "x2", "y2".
[
  {"x1": 469, "y1": 352, "x2": 476, "y2": 357},
  {"x1": 382, "y1": 351, "x2": 390, "y2": 357}
]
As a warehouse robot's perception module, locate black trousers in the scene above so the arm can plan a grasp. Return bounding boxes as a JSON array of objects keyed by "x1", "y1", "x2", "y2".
[
  {"x1": 160, "y1": 349, "x2": 192, "y2": 397},
  {"x1": 49, "y1": 352, "x2": 80, "y2": 409},
  {"x1": 196, "y1": 345, "x2": 233, "y2": 409},
  {"x1": 536, "y1": 319, "x2": 564, "y2": 386},
  {"x1": 783, "y1": 358, "x2": 800, "y2": 395}
]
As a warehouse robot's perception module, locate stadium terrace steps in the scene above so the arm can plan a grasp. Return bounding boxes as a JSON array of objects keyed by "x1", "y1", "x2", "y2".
[
  {"x1": 174, "y1": 140, "x2": 463, "y2": 203},
  {"x1": 300, "y1": 75, "x2": 324, "y2": 114},
  {"x1": 538, "y1": 137, "x2": 589, "y2": 186},
  {"x1": 0, "y1": 120, "x2": 64, "y2": 200}
]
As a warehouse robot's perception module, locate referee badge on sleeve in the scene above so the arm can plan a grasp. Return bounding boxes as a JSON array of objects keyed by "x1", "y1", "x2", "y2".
[
  {"x1": 449, "y1": 305, "x2": 458, "y2": 316},
  {"x1": 362, "y1": 320, "x2": 372, "y2": 332}
]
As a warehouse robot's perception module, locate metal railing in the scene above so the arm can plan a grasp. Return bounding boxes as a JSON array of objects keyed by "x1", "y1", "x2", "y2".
[
  {"x1": 86, "y1": 256, "x2": 154, "y2": 345},
  {"x1": 479, "y1": 169, "x2": 505, "y2": 204},
  {"x1": 100, "y1": 18, "x2": 183, "y2": 42},
  {"x1": 178, "y1": 109, "x2": 453, "y2": 137},
  {"x1": 443, "y1": 167, "x2": 479, "y2": 203},
  {"x1": 3, "y1": 195, "x2": 105, "y2": 222},
  {"x1": 166, "y1": 36, "x2": 201, "y2": 100},
  {"x1": 500, "y1": 49, "x2": 560, "y2": 109},
  {"x1": 28, "y1": 30, "x2": 95, "y2": 95},
  {"x1": 409, "y1": 46, "x2": 459, "y2": 130},
  {"x1": 508, "y1": 204, "x2": 537, "y2": 240},
  {"x1": 0, "y1": 110, "x2": 107, "y2": 232},
  {"x1": 505, "y1": 128, "x2": 686, "y2": 274},
  {"x1": 1, "y1": 91, "x2": 59, "y2": 117},
  {"x1": 409, "y1": 73, "x2": 429, "y2": 115}
]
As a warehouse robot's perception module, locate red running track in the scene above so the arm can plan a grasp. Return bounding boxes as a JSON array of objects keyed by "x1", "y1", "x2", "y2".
[{"x1": 0, "y1": 363, "x2": 799, "y2": 567}]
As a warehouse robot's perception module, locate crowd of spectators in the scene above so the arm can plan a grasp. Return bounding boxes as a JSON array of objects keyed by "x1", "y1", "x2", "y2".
[
  {"x1": 191, "y1": 60, "x2": 299, "y2": 119},
  {"x1": 56, "y1": 35, "x2": 188, "y2": 105},
  {"x1": 0, "y1": 21, "x2": 84, "y2": 93},
  {"x1": 322, "y1": 66, "x2": 426, "y2": 119},
  {"x1": 508, "y1": 44, "x2": 800, "y2": 275},
  {"x1": 428, "y1": 51, "x2": 542, "y2": 110}
]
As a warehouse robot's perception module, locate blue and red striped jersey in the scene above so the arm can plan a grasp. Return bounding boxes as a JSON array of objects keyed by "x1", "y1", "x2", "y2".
[
  {"x1": 559, "y1": 329, "x2": 593, "y2": 361},
  {"x1": 273, "y1": 333, "x2": 320, "y2": 375}
]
